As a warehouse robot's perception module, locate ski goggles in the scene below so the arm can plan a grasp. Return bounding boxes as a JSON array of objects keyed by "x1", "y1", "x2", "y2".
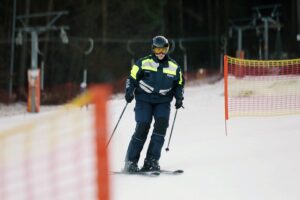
[{"x1": 153, "y1": 47, "x2": 169, "y2": 54}]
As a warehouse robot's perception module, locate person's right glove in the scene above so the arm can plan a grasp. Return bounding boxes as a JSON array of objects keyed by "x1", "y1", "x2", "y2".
[{"x1": 125, "y1": 90, "x2": 134, "y2": 103}]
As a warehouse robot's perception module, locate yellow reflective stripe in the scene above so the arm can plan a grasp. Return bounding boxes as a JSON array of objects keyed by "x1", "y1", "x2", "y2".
[
  {"x1": 179, "y1": 71, "x2": 183, "y2": 85},
  {"x1": 168, "y1": 61, "x2": 178, "y2": 68},
  {"x1": 142, "y1": 58, "x2": 153, "y2": 64},
  {"x1": 163, "y1": 69, "x2": 176, "y2": 75},
  {"x1": 162, "y1": 61, "x2": 178, "y2": 75},
  {"x1": 130, "y1": 65, "x2": 139, "y2": 79},
  {"x1": 141, "y1": 66, "x2": 157, "y2": 72},
  {"x1": 141, "y1": 58, "x2": 159, "y2": 71}
]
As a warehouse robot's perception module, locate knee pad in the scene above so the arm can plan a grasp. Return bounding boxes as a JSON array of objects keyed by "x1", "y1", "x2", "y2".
[
  {"x1": 133, "y1": 122, "x2": 151, "y2": 141},
  {"x1": 153, "y1": 118, "x2": 169, "y2": 136}
]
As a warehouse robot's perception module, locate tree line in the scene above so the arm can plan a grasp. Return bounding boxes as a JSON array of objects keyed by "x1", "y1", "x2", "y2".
[{"x1": 0, "y1": 0, "x2": 299, "y2": 102}]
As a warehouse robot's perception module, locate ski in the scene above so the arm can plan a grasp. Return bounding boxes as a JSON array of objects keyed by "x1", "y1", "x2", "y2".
[
  {"x1": 159, "y1": 169, "x2": 184, "y2": 175},
  {"x1": 111, "y1": 169, "x2": 183, "y2": 176},
  {"x1": 111, "y1": 171, "x2": 160, "y2": 177}
]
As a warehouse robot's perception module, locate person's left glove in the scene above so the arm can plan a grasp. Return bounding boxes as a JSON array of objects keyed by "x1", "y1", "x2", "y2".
[
  {"x1": 125, "y1": 90, "x2": 134, "y2": 103},
  {"x1": 175, "y1": 99, "x2": 183, "y2": 109}
]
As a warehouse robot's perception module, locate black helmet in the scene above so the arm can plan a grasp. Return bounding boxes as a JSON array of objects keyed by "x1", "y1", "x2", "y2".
[{"x1": 152, "y1": 35, "x2": 169, "y2": 49}]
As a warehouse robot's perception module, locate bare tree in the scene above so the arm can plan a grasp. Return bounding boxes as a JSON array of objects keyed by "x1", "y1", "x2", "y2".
[
  {"x1": 214, "y1": 0, "x2": 220, "y2": 65},
  {"x1": 42, "y1": 0, "x2": 54, "y2": 72},
  {"x1": 102, "y1": 0, "x2": 107, "y2": 44},
  {"x1": 178, "y1": 0, "x2": 184, "y2": 37},
  {"x1": 18, "y1": 0, "x2": 30, "y2": 99},
  {"x1": 207, "y1": 0, "x2": 214, "y2": 68},
  {"x1": 297, "y1": 0, "x2": 300, "y2": 37}
]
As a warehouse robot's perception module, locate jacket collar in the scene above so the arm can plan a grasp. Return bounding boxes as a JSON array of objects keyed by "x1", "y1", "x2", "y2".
[{"x1": 151, "y1": 53, "x2": 169, "y2": 63}]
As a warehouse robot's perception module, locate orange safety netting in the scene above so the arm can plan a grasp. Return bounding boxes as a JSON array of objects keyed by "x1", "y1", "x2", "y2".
[
  {"x1": 224, "y1": 55, "x2": 300, "y2": 119},
  {"x1": 0, "y1": 85, "x2": 111, "y2": 200}
]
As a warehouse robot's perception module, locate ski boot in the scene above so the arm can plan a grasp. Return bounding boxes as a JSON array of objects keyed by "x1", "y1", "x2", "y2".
[
  {"x1": 140, "y1": 158, "x2": 160, "y2": 172},
  {"x1": 123, "y1": 161, "x2": 139, "y2": 173}
]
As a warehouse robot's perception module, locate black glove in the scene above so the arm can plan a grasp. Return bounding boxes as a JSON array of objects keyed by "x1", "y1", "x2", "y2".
[
  {"x1": 175, "y1": 99, "x2": 183, "y2": 109},
  {"x1": 125, "y1": 91, "x2": 134, "y2": 103}
]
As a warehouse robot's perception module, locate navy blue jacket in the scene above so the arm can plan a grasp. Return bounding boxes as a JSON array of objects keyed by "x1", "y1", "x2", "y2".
[{"x1": 126, "y1": 54, "x2": 184, "y2": 104}]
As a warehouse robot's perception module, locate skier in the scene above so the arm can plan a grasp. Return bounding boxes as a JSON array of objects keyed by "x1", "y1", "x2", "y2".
[{"x1": 124, "y1": 35, "x2": 184, "y2": 173}]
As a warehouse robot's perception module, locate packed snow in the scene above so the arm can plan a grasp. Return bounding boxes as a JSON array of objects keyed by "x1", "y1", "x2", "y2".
[{"x1": 1, "y1": 79, "x2": 300, "y2": 200}]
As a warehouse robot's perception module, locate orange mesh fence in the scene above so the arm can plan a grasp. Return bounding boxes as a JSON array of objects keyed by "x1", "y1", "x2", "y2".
[
  {"x1": 224, "y1": 55, "x2": 300, "y2": 119},
  {"x1": 0, "y1": 85, "x2": 111, "y2": 200}
]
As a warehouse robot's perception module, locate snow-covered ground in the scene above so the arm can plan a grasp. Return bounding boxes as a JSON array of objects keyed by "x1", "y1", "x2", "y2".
[{"x1": 1, "y1": 79, "x2": 300, "y2": 200}]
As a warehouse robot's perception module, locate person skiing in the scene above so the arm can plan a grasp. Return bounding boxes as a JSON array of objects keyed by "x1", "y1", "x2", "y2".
[{"x1": 124, "y1": 35, "x2": 185, "y2": 173}]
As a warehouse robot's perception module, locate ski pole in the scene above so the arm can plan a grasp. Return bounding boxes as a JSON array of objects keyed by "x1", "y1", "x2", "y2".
[
  {"x1": 165, "y1": 109, "x2": 178, "y2": 152},
  {"x1": 106, "y1": 102, "x2": 128, "y2": 148}
]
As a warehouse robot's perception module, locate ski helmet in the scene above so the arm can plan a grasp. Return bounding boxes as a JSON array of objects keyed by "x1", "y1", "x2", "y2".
[{"x1": 152, "y1": 36, "x2": 169, "y2": 54}]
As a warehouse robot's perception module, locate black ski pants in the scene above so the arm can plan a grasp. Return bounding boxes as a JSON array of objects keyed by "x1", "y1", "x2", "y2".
[{"x1": 125, "y1": 100, "x2": 170, "y2": 163}]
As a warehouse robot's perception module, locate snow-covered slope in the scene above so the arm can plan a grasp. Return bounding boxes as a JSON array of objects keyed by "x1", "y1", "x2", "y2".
[
  {"x1": 109, "y1": 80, "x2": 300, "y2": 200},
  {"x1": 1, "y1": 80, "x2": 300, "y2": 200}
]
